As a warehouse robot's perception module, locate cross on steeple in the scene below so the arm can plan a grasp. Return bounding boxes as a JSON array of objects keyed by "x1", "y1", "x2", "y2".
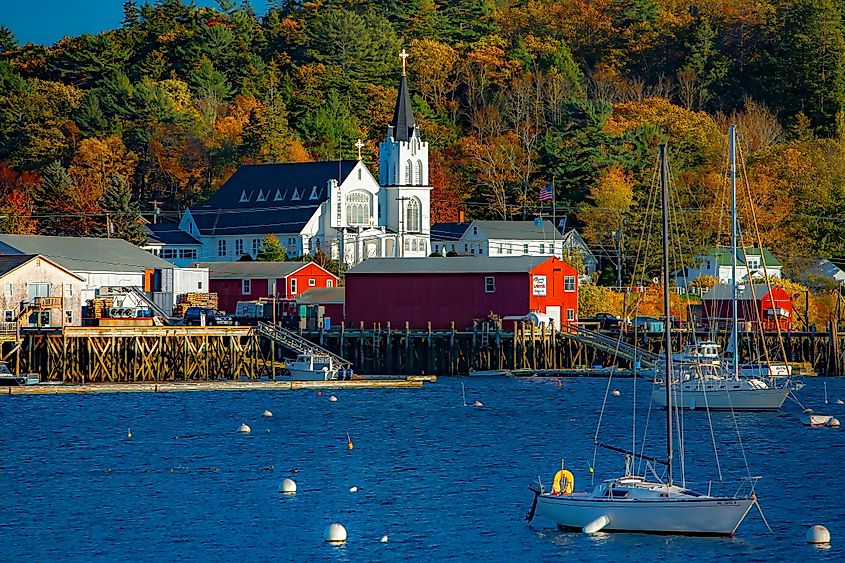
[
  {"x1": 399, "y1": 49, "x2": 409, "y2": 76},
  {"x1": 354, "y1": 138, "x2": 365, "y2": 160}
]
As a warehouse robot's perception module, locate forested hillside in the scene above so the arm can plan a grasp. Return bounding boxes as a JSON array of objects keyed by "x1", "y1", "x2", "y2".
[{"x1": 1, "y1": 0, "x2": 845, "y2": 276}]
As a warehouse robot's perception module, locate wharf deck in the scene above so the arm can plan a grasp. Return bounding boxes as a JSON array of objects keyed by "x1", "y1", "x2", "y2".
[{"x1": 2, "y1": 375, "x2": 435, "y2": 395}]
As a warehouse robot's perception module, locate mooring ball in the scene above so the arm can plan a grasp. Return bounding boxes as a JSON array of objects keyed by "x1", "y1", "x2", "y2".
[
  {"x1": 827, "y1": 418, "x2": 841, "y2": 428},
  {"x1": 237, "y1": 423, "x2": 251, "y2": 433},
  {"x1": 280, "y1": 478, "x2": 297, "y2": 494},
  {"x1": 329, "y1": 395, "x2": 338, "y2": 402},
  {"x1": 262, "y1": 410, "x2": 273, "y2": 418},
  {"x1": 807, "y1": 524, "x2": 831, "y2": 544},
  {"x1": 323, "y1": 523, "x2": 347, "y2": 544}
]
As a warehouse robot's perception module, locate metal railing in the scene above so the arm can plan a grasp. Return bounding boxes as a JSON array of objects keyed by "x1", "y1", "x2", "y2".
[
  {"x1": 561, "y1": 324, "x2": 659, "y2": 367},
  {"x1": 257, "y1": 321, "x2": 351, "y2": 369}
]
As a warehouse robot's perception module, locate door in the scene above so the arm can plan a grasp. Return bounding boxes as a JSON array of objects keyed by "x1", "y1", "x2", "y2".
[{"x1": 546, "y1": 306, "x2": 561, "y2": 328}]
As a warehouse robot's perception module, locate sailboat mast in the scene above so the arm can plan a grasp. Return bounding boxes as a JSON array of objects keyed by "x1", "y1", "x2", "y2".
[
  {"x1": 660, "y1": 143, "x2": 673, "y2": 487},
  {"x1": 730, "y1": 124, "x2": 739, "y2": 379}
]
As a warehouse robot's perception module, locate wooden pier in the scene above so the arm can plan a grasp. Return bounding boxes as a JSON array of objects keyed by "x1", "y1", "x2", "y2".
[{"x1": 4, "y1": 320, "x2": 845, "y2": 384}]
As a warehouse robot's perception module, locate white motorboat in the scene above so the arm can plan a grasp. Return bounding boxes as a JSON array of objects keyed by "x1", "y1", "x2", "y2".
[
  {"x1": 284, "y1": 353, "x2": 352, "y2": 381},
  {"x1": 0, "y1": 362, "x2": 39, "y2": 386},
  {"x1": 529, "y1": 139, "x2": 760, "y2": 536}
]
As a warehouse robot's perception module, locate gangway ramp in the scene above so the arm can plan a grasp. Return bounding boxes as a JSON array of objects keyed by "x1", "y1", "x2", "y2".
[
  {"x1": 257, "y1": 322, "x2": 352, "y2": 369},
  {"x1": 560, "y1": 325, "x2": 658, "y2": 367}
]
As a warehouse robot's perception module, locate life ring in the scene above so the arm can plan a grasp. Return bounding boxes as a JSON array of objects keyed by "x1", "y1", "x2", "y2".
[{"x1": 552, "y1": 469, "x2": 574, "y2": 496}]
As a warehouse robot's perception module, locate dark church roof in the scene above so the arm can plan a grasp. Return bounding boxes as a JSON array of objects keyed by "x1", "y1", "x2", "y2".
[
  {"x1": 391, "y1": 75, "x2": 416, "y2": 141},
  {"x1": 145, "y1": 223, "x2": 201, "y2": 245},
  {"x1": 191, "y1": 161, "x2": 357, "y2": 236}
]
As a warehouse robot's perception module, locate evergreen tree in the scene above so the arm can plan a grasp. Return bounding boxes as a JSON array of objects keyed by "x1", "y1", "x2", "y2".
[
  {"x1": 298, "y1": 91, "x2": 360, "y2": 160},
  {"x1": 0, "y1": 25, "x2": 17, "y2": 52},
  {"x1": 35, "y1": 161, "x2": 74, "y2": 235},
  {"x1": 101, "y1": 174, "x2": 145, "y2": 244},
  {"x1": 256, "y1": 234, "x2": 287, "y2": 261}
]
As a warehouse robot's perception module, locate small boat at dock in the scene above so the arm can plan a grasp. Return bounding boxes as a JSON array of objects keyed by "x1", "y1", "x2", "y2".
[
  {"x1": 0, "y1": 362, "x2": 39, "y2": 386},
  {"x1": 284, "y1": 352, "x2": 353, "y2": 381}
]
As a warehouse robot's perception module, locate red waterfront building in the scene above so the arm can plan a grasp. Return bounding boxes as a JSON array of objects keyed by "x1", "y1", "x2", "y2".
[
  {"x1": 344, "y1": 256, "x2": 579, "y2": 330},
  {"x1": 702, "y1": 283, "x2": 794, "y2": 330},
  {"x1": 191, "y1": 261, "x2": 338, "y2": 314}
]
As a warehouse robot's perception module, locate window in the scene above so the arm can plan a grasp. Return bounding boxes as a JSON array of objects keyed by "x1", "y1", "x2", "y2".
[
  {"x1": 405, "y1": 160, "x2": 412, "y2": 184},
  {"x1": 507, "y1": 244, "x2": 513, "y2": 255},
  {"x1": 416, "y1": 160, "x2": 423, "y2": 184},
  {"x1": 242, "y1": 279, "x2": 251, "y2": 294},
  {"x1": 4, "y1": 310, "x2": 12, "y2": 322},
  {"x1": 464, "y1": 244, "x2": 468, "y2": 252},
  {"x1": 309, "y1": 278, "x2": 316, "y2": 287},
  {"x1": 290, "y1": 278, "x2": 297, "y2": 295},
  {"x1": 564, "y1": 276, "x2": 576, "y2": 292},
  {"x1": 406, "y1": 197, "x2": 421, "y2": 232},
  {"x1": 198, "y1": 281, "x2": 203, "y2": 290},
  {"x1": 327, "y1": 280, "x2": 333, "y2": 288},
  {"x1": 470, "y1": 248, "x2": 475, "y2": 255},
  {"x1": 179, "y1": 249, "x2": 197, "y2": 259},
  {"x1": 64, "y1": 283, "x2": 73, "y2": 297},
  {"x1": 217, "y1": 240, "x2": 227, "y2": 257},
  {"x1": 358, "y1": 169, "x2": 362, "y2": 180},
  {"x1": 235, "y1": 239, "x2": 244, "y2": 256},
  {"x1": 65, "y1": 310, "x2": 73, "y2": 324},
  {"x1": 566, "y1": 309, "x2": 575, "y2": 321},
  {"x1": 539, "y1": 243, "x2": 545, "y2": 254},
  {"x1": 346, "y1": 191, "x2": 371, "y2": 226},
  {"x1": 473, "y1": 226, "x2": 478, "y2": 235},
  {"x1": 485, "y1": 276, "x2": 495, "y2": 293},
  {"x1": 479, "y1": 248, "x2": 483, "y2": 255},
  {"x1": 434, "y1": 244, "x2": 439, "y2": 253},
  {"x1": 161, "y1": 248, "x2": 177, "y2": 259},
  {"x1": 4, "y1": 283, "x2": 11, "y2": 297}
]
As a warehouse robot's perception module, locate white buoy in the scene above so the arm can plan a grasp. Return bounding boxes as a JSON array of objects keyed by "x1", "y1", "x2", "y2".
[
  {"x1": 280, "y1": 478, "x2": 297, "y2": 494},
  {"x1": 380, "y1": 535, "x2": 389, "y2": 543},
  {"x1": 612, "y1": 389, "x2": 621, "y2": 397},
  {"x1": 323, "y1": 523, "x2": 347, "y2": 544},
  {"x1": 329, "y1": 395, "x2": 338, "y2": 402},
  {"x1": 806, "y1": 524, "x2": 831, "y2": 544},
  {"x1": 473, "y1": 400, "x2": 483, "y2": 407},
  {"x1": 827, "y1": 417, "x2": 841, "y2": 428},
  {"x1": 262, "y1": 410, "x2": 273, "y2": 417},
  {"x1": 238, "y1": 423, "x2": 251, "y2": 433},
  {"x1": 837, "y1": 399, "x2": 844, "y2": 405},
  {"x1": 349, "y1": 486, "x2": 359, "y2": 493},
  {"x1": 583, "y1": 514, "x2": 610, "y2": 534},
  {"x1": 804, "y1": 408, "x2": 814, "y2": 414}
]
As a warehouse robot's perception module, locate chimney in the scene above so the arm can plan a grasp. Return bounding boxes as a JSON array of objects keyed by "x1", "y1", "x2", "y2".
[{"x1": 459, "y1": 210, "x2": 465, "y2": 223}]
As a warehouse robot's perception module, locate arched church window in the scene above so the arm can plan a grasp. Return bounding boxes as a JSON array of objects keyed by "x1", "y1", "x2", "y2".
[
  {"x1": 416, "y1": 160, "x2": 423, "y2": 185},
  {"x1": 405, "y1": 160, "x2": 412, "y2": 184},
  {"x1": 406, "y1": 197, "x2": 421, "y2": 232},
  {"x1": 345, "y1": 191, "x2": 371, "y2": 227}
]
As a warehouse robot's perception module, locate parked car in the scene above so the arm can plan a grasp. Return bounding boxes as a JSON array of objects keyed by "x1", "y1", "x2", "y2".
[
  {"x1": 579, "y1": 312, "x2": 623, "y2": 331},
  {"x1": 184, "y1": 307, "x2": 235, "y2": 326},
  {"x1": 629, "y1": 316, "x2": 664, "y2": 333}
]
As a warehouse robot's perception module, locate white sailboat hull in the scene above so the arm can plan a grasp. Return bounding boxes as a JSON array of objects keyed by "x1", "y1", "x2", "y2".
[
  {"x1": 536, "y1": 494, "x2": 755, "y2": 536},
  {"x1": 651, "y1": 386, "x2": 789, "y2": 411}
]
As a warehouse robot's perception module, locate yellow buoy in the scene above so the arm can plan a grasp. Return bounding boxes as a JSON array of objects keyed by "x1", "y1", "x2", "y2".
[
  {"x1": 127, "y1": 428, "x2": 132, "y2": 438},
  {"x1": 347, "y1": 432, "x2": 354, "y2": 450}
]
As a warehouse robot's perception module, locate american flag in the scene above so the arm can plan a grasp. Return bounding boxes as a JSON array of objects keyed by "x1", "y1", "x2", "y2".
[{"x1": 539, "y1": 182, "x2": 554, "y2": 202}]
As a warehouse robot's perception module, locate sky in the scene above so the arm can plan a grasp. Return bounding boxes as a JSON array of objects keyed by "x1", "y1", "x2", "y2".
[{"x1": 2, "y1": 1, "x2": 269, "y2": 46}]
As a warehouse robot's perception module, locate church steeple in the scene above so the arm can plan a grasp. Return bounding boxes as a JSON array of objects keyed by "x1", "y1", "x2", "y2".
[
  {"x1": 391, "y1": 75, "x2": 416, "y2": 141},
  {"x1": 390, "y1": 49, "x2": 416, "y2": 142}
]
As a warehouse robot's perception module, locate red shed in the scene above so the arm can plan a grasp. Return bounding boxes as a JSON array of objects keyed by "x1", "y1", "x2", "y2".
[
  {"x1": 191, "y1": 261, "x2": 338, "y2": 314},
  {"x1": 345, "y1": 256, "x2": 578, "y2": 330},
  {"x1": 702, "y1": 283, "x2": 793, "y2": 330}
]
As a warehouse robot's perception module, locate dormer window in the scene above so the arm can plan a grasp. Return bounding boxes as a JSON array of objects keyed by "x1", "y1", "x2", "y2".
[
  {"x1": 256, "y1": 190, "x2": 266, "y2": 202},
  {"x1": 310, "y1": 186, "x2": 319, "y2": 200},
  {"x1": 239, "y1": 190, "x2": 250, "y2": 203},
  {"x1": 292, "y1": 188, "x2": 301, "y2": 201},
  {"x1": 274, "y1": 189, "x2": 283, "y2": 201}
]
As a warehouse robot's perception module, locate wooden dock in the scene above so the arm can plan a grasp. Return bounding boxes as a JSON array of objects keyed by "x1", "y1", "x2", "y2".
[{"x1": 2, "y1": 375, "x2": 436, "y2": 395}]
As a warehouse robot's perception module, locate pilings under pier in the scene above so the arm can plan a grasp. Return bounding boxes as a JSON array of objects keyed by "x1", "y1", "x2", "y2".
[{"x1": 6, "y1": 322, "x2": 845, "y2": 382}]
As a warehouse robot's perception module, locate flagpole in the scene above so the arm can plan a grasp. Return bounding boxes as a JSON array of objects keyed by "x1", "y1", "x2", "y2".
[{"x1": 552, "y1": 179, "x2": 556, "y2": 256}]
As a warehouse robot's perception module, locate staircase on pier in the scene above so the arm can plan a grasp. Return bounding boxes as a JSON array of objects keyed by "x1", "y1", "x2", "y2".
[
  {"x1": 257, "y1": 322, "x2": 352, "y2": 369},
  {"x1": 560, "y1": 325, "x2": 659, "y2": 368}
]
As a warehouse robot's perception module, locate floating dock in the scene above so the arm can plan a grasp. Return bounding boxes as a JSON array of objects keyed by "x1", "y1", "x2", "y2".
[{"x1": 3, "y1": 375, "x2": 436, "y2": 395}]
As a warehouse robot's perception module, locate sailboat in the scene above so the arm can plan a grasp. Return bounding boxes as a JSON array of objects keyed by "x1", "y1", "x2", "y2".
[
  {"x1": 527, "y1": 144, "x2": 757, "y2": 535},
  {"x1": 650, "y1": 125, "x2": 791, "y2": 412}
]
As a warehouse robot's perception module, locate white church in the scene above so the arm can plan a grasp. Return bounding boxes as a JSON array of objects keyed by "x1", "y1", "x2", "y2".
[{"x1": 166, "y1": 55, "x2": 431, "y2": 267}]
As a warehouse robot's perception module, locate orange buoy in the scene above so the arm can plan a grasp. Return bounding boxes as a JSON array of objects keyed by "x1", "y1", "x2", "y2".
[
  {"x1": 347, "y1": 432, "x2": 354, "y2": 450},
  {"x1": 317, "y1": 390, "x2": 322, "y2": 396}
]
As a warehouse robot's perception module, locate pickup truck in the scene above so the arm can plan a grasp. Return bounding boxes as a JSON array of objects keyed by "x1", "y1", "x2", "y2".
[
  {"x1": 184, "y1": 307, "x2": 235, "y2": 326},
  {"x1": 579, "y1": 312, "x2": 623, "y2": 331}
]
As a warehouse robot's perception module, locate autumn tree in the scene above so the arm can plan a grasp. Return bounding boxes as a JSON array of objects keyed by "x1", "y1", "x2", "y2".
[{"x1": 256, "y1": 234, "x2": 287, "y2": 262}]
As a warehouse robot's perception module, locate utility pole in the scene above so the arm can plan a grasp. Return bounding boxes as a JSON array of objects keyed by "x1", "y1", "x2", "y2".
[
  {"x1": 616, "y1": 218, "x2": 623, "y2": 290},
  {"x1": 272, "y1": 284, "x2": 277, "y2": 380},
  {"x1": 148, "y1": 200, "x2": 161, "y2": 224},
  {"x1": 396, "y1": 196, "x2": 411, "y2": 257}
]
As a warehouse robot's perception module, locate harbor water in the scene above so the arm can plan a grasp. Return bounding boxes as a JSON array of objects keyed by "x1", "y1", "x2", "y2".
[{"x1": 2, "y1": 377, "x2": 844, "y2": 561}]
